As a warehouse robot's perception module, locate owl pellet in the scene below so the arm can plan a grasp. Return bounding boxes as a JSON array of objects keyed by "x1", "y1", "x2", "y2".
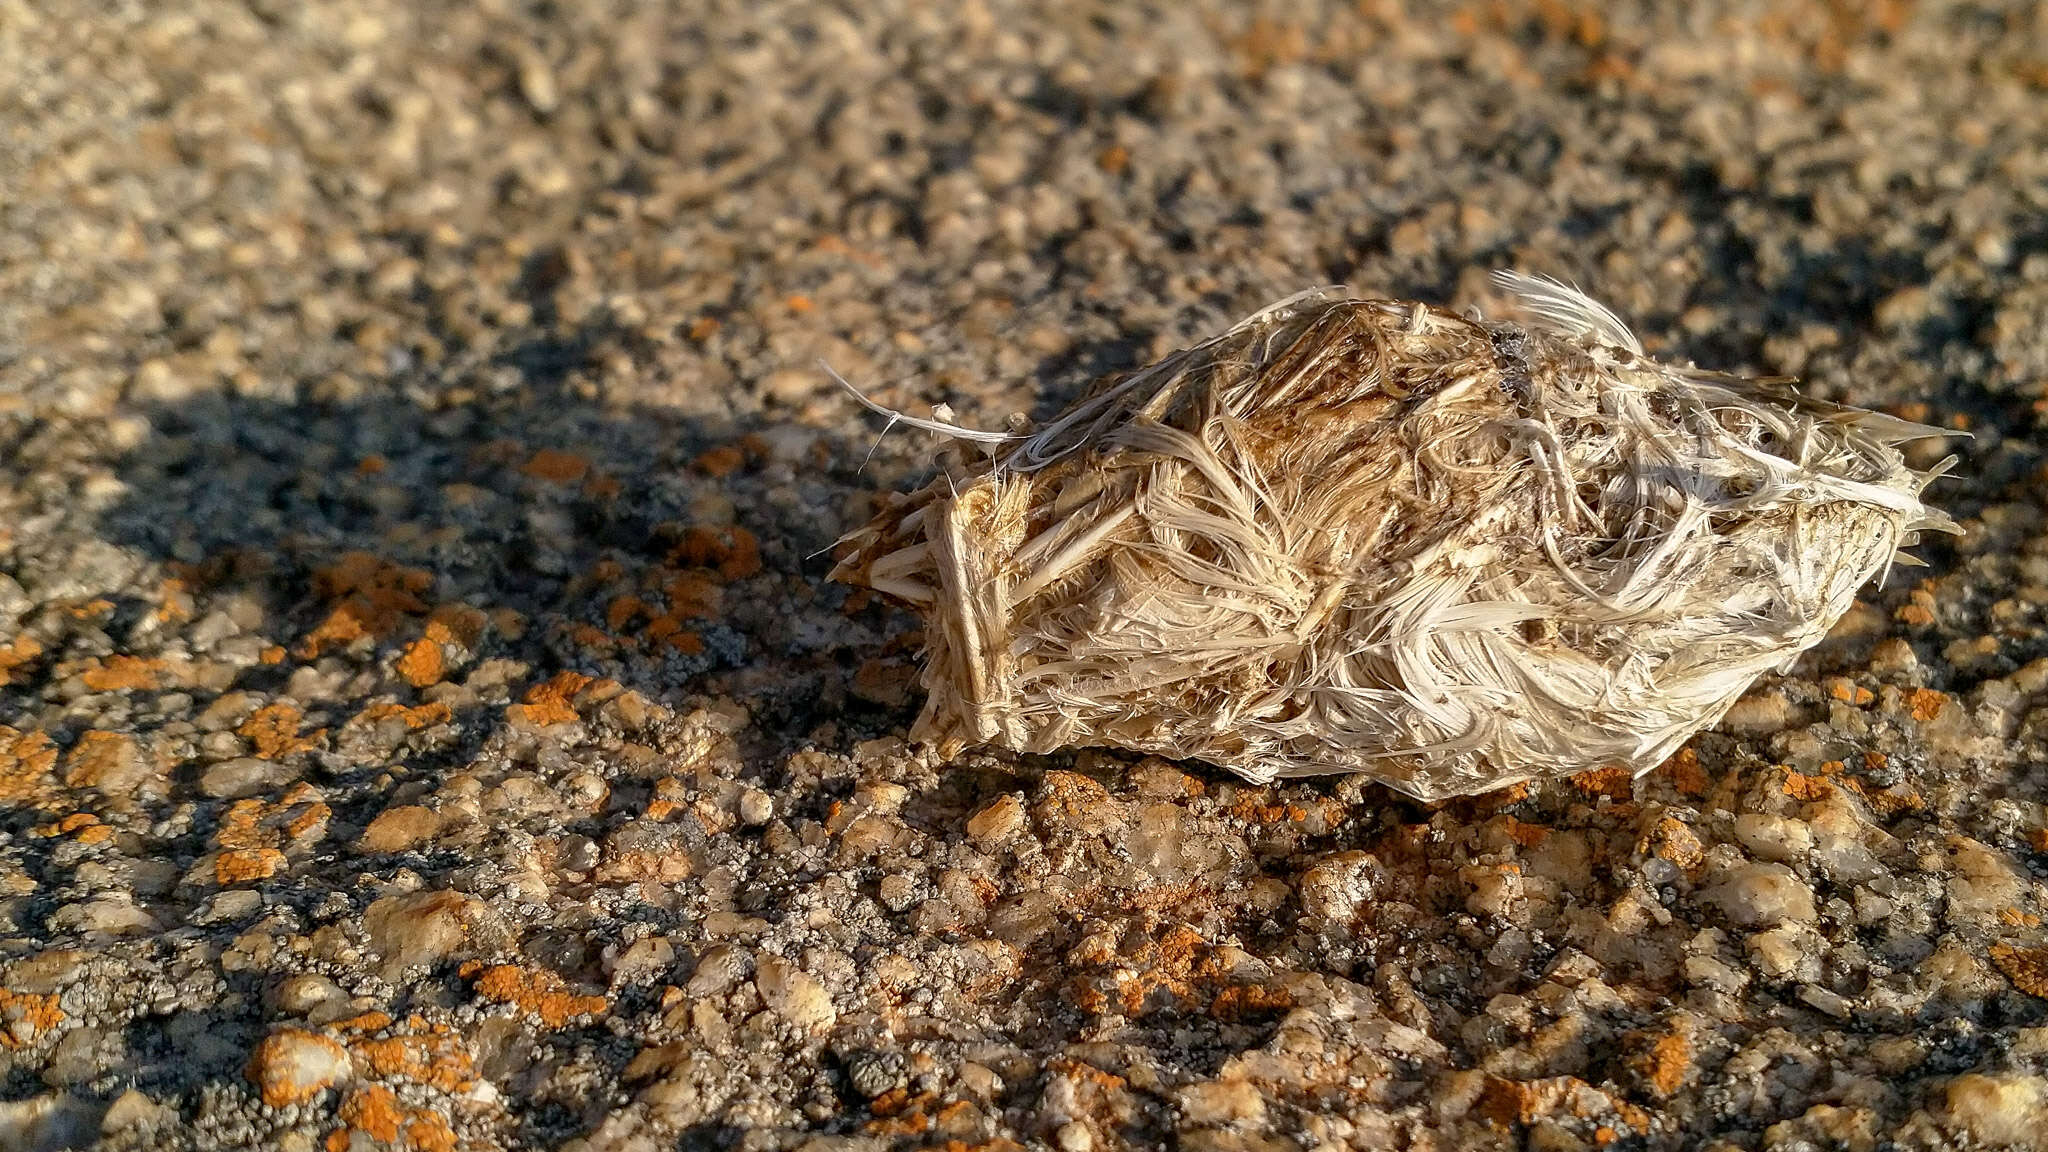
[{"x1": 829, "y1": 273, "x2": 1957, "y2": 800}]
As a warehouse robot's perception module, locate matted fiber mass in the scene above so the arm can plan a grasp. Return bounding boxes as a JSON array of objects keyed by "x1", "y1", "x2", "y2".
[{"x1": 835, "y1": 274, "x2": 1957, "y2": 799}]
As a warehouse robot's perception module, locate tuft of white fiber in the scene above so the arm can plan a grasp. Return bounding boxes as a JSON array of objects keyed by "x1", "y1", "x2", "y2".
[{"x1": 830, "y1": 273, "x2": 1960, "y2": 800}]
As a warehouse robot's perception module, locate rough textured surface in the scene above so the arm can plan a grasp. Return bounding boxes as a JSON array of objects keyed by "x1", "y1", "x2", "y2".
[{"x1": 0, "y1": 1, "x2": 2045, "y2": 1149}]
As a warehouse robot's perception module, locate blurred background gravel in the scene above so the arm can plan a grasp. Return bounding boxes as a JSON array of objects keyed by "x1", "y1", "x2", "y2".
[{"x1": 2, "y1": 1, "x2": 2047, "y2": 1149}]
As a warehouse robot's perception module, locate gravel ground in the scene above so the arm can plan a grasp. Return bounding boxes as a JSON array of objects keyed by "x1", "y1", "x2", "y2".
[{"x1": 2, "y1": 1, "x2": 2047, "y2": 1149}]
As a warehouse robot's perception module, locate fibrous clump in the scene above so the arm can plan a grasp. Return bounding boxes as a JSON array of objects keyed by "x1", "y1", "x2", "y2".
[{"x1": 831, "y1": 274, "x2": 1957, "y2": 800}]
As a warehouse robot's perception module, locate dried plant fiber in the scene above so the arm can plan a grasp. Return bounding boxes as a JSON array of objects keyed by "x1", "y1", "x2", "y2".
[{"x1": 830, "y1": 273, "x2": 1958, "y2": 800}]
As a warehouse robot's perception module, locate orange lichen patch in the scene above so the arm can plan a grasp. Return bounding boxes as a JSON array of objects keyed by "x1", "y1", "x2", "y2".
[
  {"x1": 347, "y1": 1040, "x2": 451, "y2": 1094},
  {"x1": 311, "y1": 552, "x2": 431, "y2": 604},
  {"x1": 1479, "y1": 780, "x2": 1532, "y2": 806},
  {"x1": 332, "y1": 1084, "x2": 404, "y2": 1145},
  {"x1": 0, "y1": 989, "x2": 63, "y2": 1048},
  {"x1": 1659, "y1": 746, "x2": 1708, "y2": 796},
  {"x1": 1842, "y1": 776, "x2": 1925, "y2": 816},
  {"x1": 423, "y1": 603, "x2": 486, "y2": 648},
  {"x1": 1992, "y1": 943, "x2": 2048, "y2": 998},
  {"x1": 1126, "y1": 882, "x2": 1203, "y2": 913},
  {"x1": 930, "y1": 1101, "x2": 981, "y2": 1139},
  {"x1": 521, "y1": 448, "x2": 590, "y2": 485},
  {"x1": 664, "y1": 570, "x2": 722, "y2": 619},
  {"x1": 395, "y1": 639, "x2": 444, "y2": 688},
  {"x1": 1038, "y1": 1057, "x2": 1137, "y2": 1139},
  {"x1": 402, "y1": 1112, "x2": 457, "y2": 1152},
  {"x1": 352, "y1": 701, "x2": 454, "y2": 732},
  {"x1": 0, "y1": 635, "x2": 43, "y2": 683},
  {"x1": 1209, "y1": 983, "x2": 1296, "y2": 1021},
  {"x1": 2000, "y1": 909, "x2": 2043, "y2": 929},
  {"x1": 2030, "y1": 827, "x2": 2048, "y2": 855},
  {"x1": 1097, "y1": 143, "x2": 1130, "y2": 174},
  {"x1": 246, "y1": 1029, "x2": 351, "y2": 1106},
  {"x1": 214, "y1": 787, "x2": 331, "y2": 858},
  {"x1": 644, "y1": 776, "x2": 689, "y2": 822},
  {"x1": 282, "y1": 798, "x2": 331, "y2": 841},
  {"x1": 301, "y1": 553, "x2": 433, "y2": 657},
  {"x1": 1638, "y1": 1029, "x2": 1692, "y2": 1097},
  {"x1": 1908, "y1": 688, "x2": 1949, "y2": 724},
  {"x1": 606, "y1": 595, "x2": 650, "y2": 631},
  {"x1": 1480, "y1": 1078, "x2": 1532, "y2": 1129},
  {"x1": 217, "y1": 847, "x2": 287, "y2": 885},
  {"x1": 357, "y1": 454, "x2": 388, "y2": 475},
  {"x1": 1503, "y1": 815, "x2": 1550, "y2": 848},
  {"x1": 568, "y1": 624, "x2": 617, "y2": 654},
  {"x1": 300, "y1": 613, "x2": 368, "y2": 656},
  {"x1": 260, "y1": 646, "x2": 287, "y2": 665},
  {"x1": 688, "y1": 316, "x2": 720, "y2": 342},
  {"x1": 1896, "y1": 583, "x2": 1937, "y2": 628},
  {"x1": 279, "y1": 779, "x2": 329, "y2": 813},
  {"x1": 155, "y1": 576, "x2": 195, "y2": 623},
  {"x1": 0, "y1": 728, "x2": 58, "y2": 802},
  {"x1": 36, "y1": 813, "x2": 94, "y2": 836},
  {"x1": 240, "y1": 702, "x2": 323, "y2": 759},
  {"x1": 79, "y1": 655, "x2": 162, "y2": 692},
  {"x1": 1037, "y1": 771, "x2": 1114, "y2": 825},
  {"x1": 347, "y1": 1022, "x2": 478, "y2": 1094},
  {"x1": 1641, "y1": 817, "x2": 1704, "y2": 872},
  {"x1": 329, "y1": 1011, "x2": 395, "y2": 1035},
  {"x1": 1825, "y1": 678, "x2": 1875, "y2": 706},
  {"x1": 61, "y1": 731, "x2": 136, "y2": 790},
  {"x1": 507, "y1": 671, "x2": 595, "y2": 728},
  {"x1": 326, "y1": 1080, "x2": 458, "y2": 1152},
  {"x1": 1478, "y1": 1075, "x2": 1645, "y2": 1133},
  {"x1": 864, "y1": 1088, "x2": 940, "y2": 1136},
  {"x1": 866, "y1": 1094, "x2": 984, "y2": 1140},
  {"x1": 1228, "y1": 797, "x2": 1309, "y2": 824},
  {"x1": 785, "y1": 294, "x2": 814, "y2": 314},
  {"x1": 1227, "y1": 791, "x2": 1346, "y2": 828},
  {"x1": 588, "y1": 574, "x2": 716, "y2": 655},
  {"x1": 32, "y1": 813, "x2": 111, "y2": 845},
  {"x1": 639, "y1": 612, "x2": 689, "y2": 650},
  {"x1": 1066, "y1": 922, "x2": 1270, "y2": 1018},
  {"x1": 63, "y1": 599, "x2": 115, "y2": 621},
  {"x1": 1570, "y1": 767, "x2": 1634, "y2": 800},
  {"x1": 693, "y1": 444, "x2": 745, "y2": 478},
  {"x1": 215, "y1": 799, "x2": 269, "y2": 851},
  {"x1": 1782, "y1": 771, "x2": 1835, "y2": 801},
  {"x1": 672, "y1": 525, "x2": 761, "y2": 581},
  {"x1": 461, "y1": 962, "x2": 608, "y2": 1028}
]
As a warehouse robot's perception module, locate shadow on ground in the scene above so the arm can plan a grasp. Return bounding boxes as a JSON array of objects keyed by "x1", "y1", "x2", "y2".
[{"x1": 80, "y1": 354, "x2": 901, "y2": 741}]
